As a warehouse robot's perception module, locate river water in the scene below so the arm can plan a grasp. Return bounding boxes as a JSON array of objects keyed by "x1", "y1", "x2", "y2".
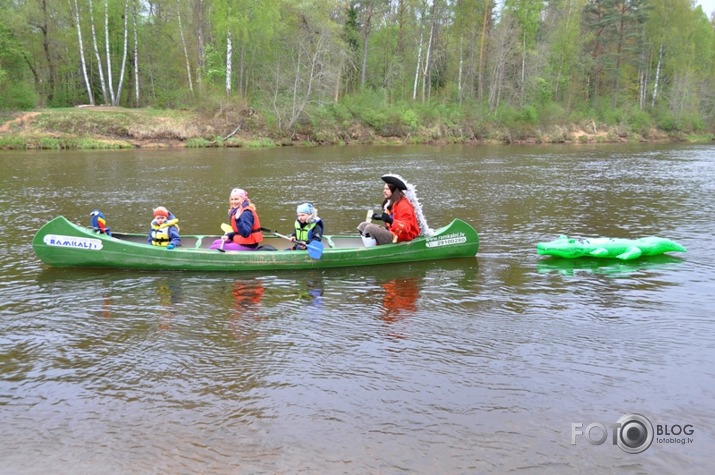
[{"x1": 1, "y1": 144, "x2": 713, "y2": 474}]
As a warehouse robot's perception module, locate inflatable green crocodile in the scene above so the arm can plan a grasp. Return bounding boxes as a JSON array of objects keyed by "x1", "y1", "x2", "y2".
[{"x1": 536, "y1": 235, "x2": 687, "y2": 260}]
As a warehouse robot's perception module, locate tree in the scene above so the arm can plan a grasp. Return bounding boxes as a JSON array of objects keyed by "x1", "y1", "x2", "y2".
[
  {"x1": 541, "y1": 0, "x2": 586, "y2": 107},
  {"x1": 0, "y1": 11, "x2": 35, "y2": 109},
  {"x1": 263, "y1": 2, "x2": 344, "y2": 133},
  {"x1": 502, "y1": 0, "x2": 544, "y2": 107},
  {"x1": 176, "y1": 0, "x2": 194, "y2": 95},
  {"x1": 72, "y1": 0, "x2": 95, "y2": 104}
]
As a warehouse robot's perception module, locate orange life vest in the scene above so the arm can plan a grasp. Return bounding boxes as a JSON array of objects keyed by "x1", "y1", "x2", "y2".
[{"x1": 230, "y1": 204, "x2": 263, "y2": 245}]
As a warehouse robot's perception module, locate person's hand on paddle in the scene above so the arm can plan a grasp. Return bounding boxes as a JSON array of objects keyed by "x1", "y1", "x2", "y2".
[
  {"x1": 378, "y1": 213, "x2": 393, "y2": 224},
  {"x1": 290, "y1": 236, "x2": 307, "y2": 250}
]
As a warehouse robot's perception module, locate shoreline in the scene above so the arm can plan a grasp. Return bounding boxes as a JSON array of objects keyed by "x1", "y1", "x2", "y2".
[{"x1": 1, "y1": 107, "x2": 713, "y2": 151}]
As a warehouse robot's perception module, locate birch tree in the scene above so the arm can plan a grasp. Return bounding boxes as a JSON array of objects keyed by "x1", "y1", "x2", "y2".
[
  {"x1": 225, "y1": 29, "x2": 232, "y2": 96},
  {"x1": 72, "y1": 0, "x2": 94, "y2": 104},
  {"x1": 104, "y1": 0, "x2": 116, "y2": 103},
  {"x1": 113, "y1": 0, "x2": 130, "y2": 106},
  {"x1": 132, "y1": 0, "x2": 140, "y2": 105},
  {"x1": 177, "y1": 0, "x2": 194, "y2": 95},
  {"x1": 477, "y1": 0, "x2": 493, "y2": 104},
  {"x1": 420, "y1": 1, "x2": 436, "y2": 102},
  {"x1": 89, "y1": 0, "x2": 109, "y2": 104}
]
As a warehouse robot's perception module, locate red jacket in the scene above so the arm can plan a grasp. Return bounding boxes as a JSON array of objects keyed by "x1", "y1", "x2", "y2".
[{"x1": 387, "y1": 197, "x2": 419, "y2": 242}]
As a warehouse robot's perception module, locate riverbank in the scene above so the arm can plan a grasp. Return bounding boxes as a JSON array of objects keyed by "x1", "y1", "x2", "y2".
[{"x1": 0, "y1": 106, "x2": 713, "y2": 150}]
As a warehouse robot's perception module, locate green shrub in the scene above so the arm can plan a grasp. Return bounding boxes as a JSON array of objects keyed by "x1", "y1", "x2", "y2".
[
  {"x1": 400, "y1": 108, "x2": 420, "y2": 130},
  {"x1": 0, "y1": 82, "x2": 38, "y2": 110},
  {"x1": 521, "y1": 105, "x2": 539, "y2": 125},
  {"x1": 655, "y1": 111, "x2": 676, "y2": 131},
  {"x1": 599, "y1": 107, "x2": 625, "y2": 126},
  {"x1": 538, "y1": 102, "x2": 566, "y2": 125},
  {"x1": 626, "y1": 108, "x2": 653, "y2": 133}
]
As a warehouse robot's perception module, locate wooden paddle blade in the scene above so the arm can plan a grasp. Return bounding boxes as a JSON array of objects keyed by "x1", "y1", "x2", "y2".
[
  {"x1": 366, "y1": 209, "x2": 373, "y2": 222},
  {"x1": 221, "y1": 223, "x2": 233, "y2": 234},
  {"x1": 307, "y1": 241, "x2": 324, "y2": 259}
]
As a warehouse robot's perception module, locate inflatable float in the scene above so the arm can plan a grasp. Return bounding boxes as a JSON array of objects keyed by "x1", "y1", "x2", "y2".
[{"x1": 536, "y1": 235, "x2": 686, "y2": 260}]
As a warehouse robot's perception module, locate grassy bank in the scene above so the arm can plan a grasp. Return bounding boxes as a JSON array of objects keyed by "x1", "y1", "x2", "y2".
[{"x1": 0, "y1": 106, "x2": 713, "y2": 150}]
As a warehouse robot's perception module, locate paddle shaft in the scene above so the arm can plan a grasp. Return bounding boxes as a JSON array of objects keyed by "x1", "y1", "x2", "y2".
[
  {"x1": 274, "y1": 232, "x2": 294, "y2": 242},
  {"x1": 222, "y1": 222, "x2": 273, "y2": 233},
  {"x1": 275, "y1": 232, "x2": 323, "y2": 258}
]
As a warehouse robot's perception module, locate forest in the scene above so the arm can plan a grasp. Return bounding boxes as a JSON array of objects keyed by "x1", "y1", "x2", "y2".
[{"x1": 1, "y1": 0, "x2": 714, "y2": 144}]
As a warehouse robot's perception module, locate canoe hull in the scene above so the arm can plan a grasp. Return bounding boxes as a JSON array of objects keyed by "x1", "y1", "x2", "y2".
[{"x1": 33, "y1": 216, "x2": 479, "y2": 271}]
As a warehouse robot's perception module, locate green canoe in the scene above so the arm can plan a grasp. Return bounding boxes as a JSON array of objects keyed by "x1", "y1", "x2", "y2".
[{"x1": 32, "y1": 216, "x2": 479, "y2": 271}]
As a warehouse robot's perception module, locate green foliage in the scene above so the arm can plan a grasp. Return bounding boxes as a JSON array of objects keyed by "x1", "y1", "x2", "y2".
[
  {"x1": 532, "y1": 77, "x2": 552, "y2": 105},
  {"x1": 242, "y1": 138, "x2": 276, "y2": 148},
  {"x1": 654, "y1": 107, "x2": 677, "y2": 131},
  {"x1": 0, "y1": 81, "x2": 37, "y2": 110},
  {"x1": 678, "y1": 113, "x2": 706, "y2": 132},
  {"x1": 538, "y1": 102, "x2": 567, "y2": 125},
  {"x1": 0, "y1": 136, "x2": 27, "y2": 149},
  {"x1": 400, "y1": 108, "x2": 420, "y2": 130},
  {"x1": 328, "y1": 103, "x2": 354, "y2": 125},
  {"x1": 625, "y1": 108, "x2": 653, "y2": 133},
  {"x1": 521, "y1": 105, "x2": 539, "y2": 125},
  {"x1": 1, "y1": 0, "x2": 713, "y2": 140},
  {"x1": 0, "y1": 14, "x2": 35, "y2": 110},
  {"x1": 599, "y1": 107, "x2": 625, "y2": 126},
  {"x1": 340, "y1": 91, "x2": 389, "y2": 130},
  {"x1": 186, "y1": 138, "x2": 213, "y2": 148},
  {"x1": 203, "y1": 43, "x2": 227, "y2": 86}
]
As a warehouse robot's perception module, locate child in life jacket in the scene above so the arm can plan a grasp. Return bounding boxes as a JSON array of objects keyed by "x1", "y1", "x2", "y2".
[
  {"x1": 211, "y1": 188, "x2": 264, "y2": 251},
  {"x1": 289, "y1": 203, "x2": 324, "y2": 250},
  {"x1": 147, "y1": 206, "x2": 181, "y2": 249}
]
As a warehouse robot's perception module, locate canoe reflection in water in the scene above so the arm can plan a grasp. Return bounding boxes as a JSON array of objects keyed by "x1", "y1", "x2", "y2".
[
  {"x1": 156, "y1": 278, "x2": 183, "y2": 330},
  {"x1": 229, "y1": 278, "x2": 265, "y2": 339}
]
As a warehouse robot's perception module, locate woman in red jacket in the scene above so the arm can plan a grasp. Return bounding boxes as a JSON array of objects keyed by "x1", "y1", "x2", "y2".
[{"x1": 358, "y1": 174, "x2": 425, "y2": 245}]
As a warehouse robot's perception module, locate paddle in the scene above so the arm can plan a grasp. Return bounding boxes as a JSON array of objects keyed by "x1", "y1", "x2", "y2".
[
  {"x1": 222, "y1": 223, "x2": 274, "y2": 233},
  {"x1": 274, "y1": 232, "x2": 324, "y2": 259},
  {"x1": 216, "y1": 223, "x2": 233, "y2": 252}
]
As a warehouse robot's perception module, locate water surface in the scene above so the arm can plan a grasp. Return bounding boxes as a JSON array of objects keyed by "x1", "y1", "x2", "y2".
[{"x1": 1, "y1": 144, "x2": 714, "y2": 473}]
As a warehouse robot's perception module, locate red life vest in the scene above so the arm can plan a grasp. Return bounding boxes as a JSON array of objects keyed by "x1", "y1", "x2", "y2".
[{"x1": 230, "y1": 204, "x2": 263, "y2": 245}]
